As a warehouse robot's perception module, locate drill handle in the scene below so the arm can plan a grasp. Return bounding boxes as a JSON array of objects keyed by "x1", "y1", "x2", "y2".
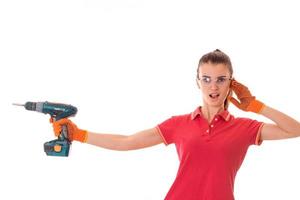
[{"x1": 59, "y1": 124, "x2": 70, "y2": 141}]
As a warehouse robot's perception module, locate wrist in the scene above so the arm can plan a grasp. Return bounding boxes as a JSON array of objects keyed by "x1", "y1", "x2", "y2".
[
  {"x1": 73, "y1": 129, "x2": 88, "y2": 143},
  {"x1": 248, "y1": 99, "x2": 265, "y2": 114}
]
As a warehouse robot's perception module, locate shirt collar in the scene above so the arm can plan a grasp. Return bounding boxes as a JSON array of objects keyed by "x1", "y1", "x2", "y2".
[{"x1": 191, "y1": 106, "x2": 231, "y2": 122}]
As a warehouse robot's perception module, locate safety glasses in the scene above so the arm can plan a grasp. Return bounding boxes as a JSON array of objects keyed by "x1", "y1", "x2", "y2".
[{"x1": 197, "y1": 76, "x2": 232, "y2": 86}]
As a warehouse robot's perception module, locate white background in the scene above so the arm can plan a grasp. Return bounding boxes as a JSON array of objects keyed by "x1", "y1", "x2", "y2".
[{"x1": 1, "y1": 0, "x2": 300, "y2": 199}]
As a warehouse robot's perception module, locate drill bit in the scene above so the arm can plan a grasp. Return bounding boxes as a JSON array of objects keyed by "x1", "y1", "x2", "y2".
[
  {"x1": 13, "y1": 102, "x2": 39, "y2": 111},
  {"x1": 12, "y1": 103, "x2": 25, "y2": 107}
]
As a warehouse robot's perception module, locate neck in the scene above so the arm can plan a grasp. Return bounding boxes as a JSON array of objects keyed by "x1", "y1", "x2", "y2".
[{"x1": 201, "y1": 104, "x2": 224, "y2": 123}]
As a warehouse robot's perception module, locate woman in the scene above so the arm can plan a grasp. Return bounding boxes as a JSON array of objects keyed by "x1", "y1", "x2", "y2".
[{"x1": 52, "y1": 49, "x2": 300, "y2": 200}]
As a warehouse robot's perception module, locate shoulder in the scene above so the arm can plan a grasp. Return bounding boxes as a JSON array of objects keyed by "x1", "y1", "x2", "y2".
[
  {"x1": 232, "y1": 116, "x2": 263, "y2": 128},
  {"x1": 233, "y1": 117, "x2": 260, "y2": 123},
  {"x1": 160, "y1": 112, "x2": 192, "y2": 126},
  {"x1": 170, "y1": 112, "x2": 193, "y2": 122}
]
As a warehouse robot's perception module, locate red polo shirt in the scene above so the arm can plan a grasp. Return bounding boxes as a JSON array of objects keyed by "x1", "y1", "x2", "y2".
[{"x1": 156, "y1": 106, "x2": 264, "y2": 200}]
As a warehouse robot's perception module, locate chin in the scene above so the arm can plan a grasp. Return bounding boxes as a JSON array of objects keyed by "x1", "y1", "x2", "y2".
[
  {"x1": 203, "y1": 95, "x2": 226, "y2": 107},
  {"x1": 206, "y1": 99, "x2": 225, "y2": 107}
]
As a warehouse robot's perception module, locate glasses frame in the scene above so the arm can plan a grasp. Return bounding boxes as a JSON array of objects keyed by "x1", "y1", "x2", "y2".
[{"x1": 197, "y1": 76, "x2": 233, "y2": 86}]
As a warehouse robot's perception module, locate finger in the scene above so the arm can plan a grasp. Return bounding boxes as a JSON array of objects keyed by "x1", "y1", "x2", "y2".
[
  {"x1": 230, "y1": 86, "x2": 240, "y2": 96},
  {"x1": 231, "y1": 79, "x2": 239, "y2": 86},
  {"x1": 232, "y1": 79, "x2": 248, "y2": 89},
  {"x1": 49, "y1": 117, "x2": 54, "y2": 123},
  {"x1": 228, "y1": 96, "x2": 242, "y2": 109},
  {"x1": 230, "y1": 80, "x2": 250, "y2": 95},
  {"x1": 54, "y1": 118, "x2": 71, "y2": 126},
  {"x1": 230, "y1": 79, "x2": 243, "y2": 91},
  {"x1": 53, "y1": 124, "x2": 62, "y2": 136},
  {"x1": 230, "y1": 78, "x2": 237, "y2": 86}
]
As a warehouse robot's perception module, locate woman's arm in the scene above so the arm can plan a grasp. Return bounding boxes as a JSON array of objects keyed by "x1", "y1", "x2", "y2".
[
  {"x1": 86, "y1": 127, "x2": 164, "y2": 151},
  {"x1": 260, "y1": 106, "x2": 300, "y2": 140},
  {"x1": 229, "y1": 79, "x2": 300, "y2": 140},
  {"x1": 52, "y1": 118, "x2": 164, "y2": 150}
]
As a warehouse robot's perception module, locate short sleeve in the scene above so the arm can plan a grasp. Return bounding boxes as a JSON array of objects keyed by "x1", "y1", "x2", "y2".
[
  {"x1": 245, "y1": 119, "x2": 265, "y2": 146},
  {"x1": 156, "y1": 116, "x2": 179, "y2": 146}
]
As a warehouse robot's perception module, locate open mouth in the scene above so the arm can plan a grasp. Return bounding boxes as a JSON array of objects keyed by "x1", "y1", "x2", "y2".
[{"x1": 209, "y1": 93, "x2": 220, "y2": 100}]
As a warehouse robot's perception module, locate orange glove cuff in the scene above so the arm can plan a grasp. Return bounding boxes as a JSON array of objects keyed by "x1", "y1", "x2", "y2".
[
  {"x1": 73, "y1": 129, "x2": 88, "y2": 143},
  {"x1": 247, "y1": 99, "x2": 265, "y2": 114}
]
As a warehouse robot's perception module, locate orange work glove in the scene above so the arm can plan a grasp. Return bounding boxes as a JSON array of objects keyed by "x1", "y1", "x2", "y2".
[
  {"x1": 50, "y1": 118, "x2": 88, "y2": 142},
  {"x1": 229, "y1": 79, "x2": 265, "y2": 114}
]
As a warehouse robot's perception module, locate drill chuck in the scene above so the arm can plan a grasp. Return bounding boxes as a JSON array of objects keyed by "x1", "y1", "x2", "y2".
[{"x1": 24, "y1": 102, "x2": 44, "y2": 113}]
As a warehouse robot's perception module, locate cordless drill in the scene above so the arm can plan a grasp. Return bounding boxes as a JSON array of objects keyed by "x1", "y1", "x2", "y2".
[{"x1": 13, "y1": 101, "x2": 77, "y2": 157}]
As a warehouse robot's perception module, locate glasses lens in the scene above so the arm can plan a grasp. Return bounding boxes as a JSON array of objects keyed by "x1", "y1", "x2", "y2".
[
  {"x1": 217, "y1": 77, "x2": 227, "y2": 84},
  {"x1": 200, "y1": 76, "x2": 230, "y2": 85}
]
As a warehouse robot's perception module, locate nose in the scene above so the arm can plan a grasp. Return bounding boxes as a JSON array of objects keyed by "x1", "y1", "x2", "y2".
[{"x1": 210, "y1": 81, "x2": 219, "y2": 90}]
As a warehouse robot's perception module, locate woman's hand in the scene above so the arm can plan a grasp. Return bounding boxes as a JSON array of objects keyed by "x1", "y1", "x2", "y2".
[
  {"x1": 50, "y1": 118, "x2": 88, "y2": 142},
  {"x1": 229, "y1": 79, "x2": 265, "y2": 114}
]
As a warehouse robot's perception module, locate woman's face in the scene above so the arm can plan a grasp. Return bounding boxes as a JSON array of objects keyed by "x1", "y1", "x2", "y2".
[{"x1": 197, "y1": 63, "x2": 232, "y2": 108}]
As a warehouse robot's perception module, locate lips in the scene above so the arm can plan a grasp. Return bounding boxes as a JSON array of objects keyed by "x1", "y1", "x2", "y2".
[{"x1": 209, "y1": 93, "x2": 220, "y2": 99}]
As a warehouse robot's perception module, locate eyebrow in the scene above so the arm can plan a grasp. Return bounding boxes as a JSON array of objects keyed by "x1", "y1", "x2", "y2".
[{"x1": 201, "y1": 75, "x2": 228, "y2": 78}]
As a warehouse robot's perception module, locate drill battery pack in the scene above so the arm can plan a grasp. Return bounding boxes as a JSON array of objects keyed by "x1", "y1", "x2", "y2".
[{"x1": 44, "y1": 139, "x2": 71, "y2": 157}]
